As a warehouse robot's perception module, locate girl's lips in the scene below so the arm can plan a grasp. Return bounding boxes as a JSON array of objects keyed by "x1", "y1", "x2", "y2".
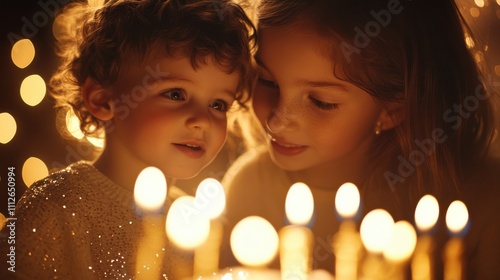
[
  {"x1": 270, "y1": 138, "x2": 307, "y2": 156},
  {"x1": 173, "y1": 142, "x2": 205, "y2": 159}
]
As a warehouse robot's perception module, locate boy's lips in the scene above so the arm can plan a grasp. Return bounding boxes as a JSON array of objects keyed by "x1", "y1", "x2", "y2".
[
  {"x1": 172, "y1": 141, "x2": 205, "y2": 159},
  {"x1": 269, "y1": 137, "x2": 307, "y2": 156}
]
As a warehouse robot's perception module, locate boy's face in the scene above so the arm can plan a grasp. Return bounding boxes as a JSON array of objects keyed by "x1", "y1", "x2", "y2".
[
  {"x1": 106, "y1": 54, "x2": 239, "y2": 179},
  {"x1": 253, "y1": 24, "x2": 383, "y2": 172}
]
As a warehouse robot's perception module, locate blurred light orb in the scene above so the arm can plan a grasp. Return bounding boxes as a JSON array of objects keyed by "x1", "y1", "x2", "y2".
[
  {"x1": 360, "y1": 209, "x2": 395, "y2": 253},
  {"x1": 11, "y1": 39, "x2": 35, "y2": 69},
  {"x1": 65, "y1": 109, "x2": 85, "y2": 139},
  {"x1": 20, "y1": 74, "x2": 46, "y2": 106},
  {"x1": 230, "y1": 216, "x2": 279, "y2": 267},
  {"x1": 22, "y1": 157, "x2": 49, "y2": 187},
  {"x1": 0, "y1": 113, "x2": 17, "y2": 144}
]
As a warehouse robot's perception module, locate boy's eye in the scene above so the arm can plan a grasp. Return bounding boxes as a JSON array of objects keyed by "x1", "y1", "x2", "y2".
[
  {"x1": 309, "y1": 96, "x2": 339, "y2": 111},
  {"x1": 162, "y1": 89, "x2": 186, "y2": 100},
  {"x1": 257, "y1": 77, "x2": 279, "y2": 89},
  {"x1": 210, "y1": 99, "x2": 230, "y2": 112}
]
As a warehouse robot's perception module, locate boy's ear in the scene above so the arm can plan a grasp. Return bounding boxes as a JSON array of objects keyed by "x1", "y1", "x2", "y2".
[
  {"x1": 82, "y1": 78, "x2": 114, "y2": 121},
  {"x1": 377, "y1": 101, "x2": 406, "y2": 131}
]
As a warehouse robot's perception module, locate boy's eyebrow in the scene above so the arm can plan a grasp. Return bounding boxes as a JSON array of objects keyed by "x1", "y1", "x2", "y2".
[{"x1": 154, "y1": 74, "x2": 236, "y2": 98}]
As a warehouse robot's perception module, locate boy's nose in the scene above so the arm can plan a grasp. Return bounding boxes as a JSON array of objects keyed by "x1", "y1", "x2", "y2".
[
  {"x1": 266, "y1": 100, "x2": 297, "y2": 134},
  {"x1": 186, "y1": 109, "x2": 211, "y2": 131}
]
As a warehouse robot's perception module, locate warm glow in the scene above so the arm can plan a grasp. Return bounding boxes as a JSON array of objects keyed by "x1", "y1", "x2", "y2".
[
  {"x1": 335, "y1": 182, "x2": 360, "y2": 219},
  {"x1": 11, "y1": 39, "x2": 35, "y2": 69},
  {"x1": 383, "y1": 220, "x2": 417, "y2": 262},
  {"x1": 88, "y1": 0, "x2": 105, "y2": 7},
  {"x1": 230, "y1": 216, "x2": 279, "y2": 267},
  {"x1": 86, "y1": 135, "x2": 105, "y2": 148},
  {"x1": 445, "y1": 200, "x2": 469, "y2": 234},
  {"x1": 133, "y1": 167, "x2": 167, "y2": 212},
  {"x1": 465, "y1": 36, "x2": 475, "y2": 48},
  {"x1": 166, "y1": 196, "x2": 210, "y2": 250},
  {"x1": 20, "y1": 74, "x2": 46, "y2": 106},
  {"x1": 470, "y1": 7, "x2": 480, "y2": 17},
  {"x1": 360, "y1": 209, "x2": 394, "y2": 253},
  {"x1": 474, "y1": 0, "x2": 485, "y2": 7},
  {"x1": 495, "y1": 65, "x2": 500, "y2": 77},
  {"x1": 65, "y1": 109, "x2": 85, "y2": 139},
  {"x1": 414, "y1": 194, "x2": 439, "y2": 232},
  {"x1": 285, "y1": 182, "x2": 314, "y2": 225},
  {"x1": 0, "y1": 112, "x2": 17, "y2": 144},
  {"x1": 22, "y1": 157, "x2": 49, "y2": 187},
  {"x1": 195, "y1": 178, "x2": 226, "y2": 219}
]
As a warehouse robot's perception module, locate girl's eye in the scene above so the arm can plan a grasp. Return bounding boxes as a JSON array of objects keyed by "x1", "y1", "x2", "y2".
[
  {"x1": 210, "y1": 99, "x2": 230, "y2": 112},
  {"x1": 162, "y1": 89, "x2": 186, "y2": 100},
  {"x1": 257, "y1": 77, "x2": 279, "y2": 88},
  {"x1": 309, "y1": 96, "x2": 339, "y2": 110}
]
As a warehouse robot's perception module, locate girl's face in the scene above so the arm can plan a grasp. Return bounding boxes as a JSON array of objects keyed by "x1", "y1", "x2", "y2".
[
  {"x1": 253, "y1": 24, "x2": 384, "y2": 172},
  {"x1": 107, "y1": 54, "x2": 240, "y2": 179}
]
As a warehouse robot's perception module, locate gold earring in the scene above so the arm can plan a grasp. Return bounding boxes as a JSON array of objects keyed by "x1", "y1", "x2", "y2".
[{"x1": 374, "y1": 121, "x2": 382, "y2": 135}]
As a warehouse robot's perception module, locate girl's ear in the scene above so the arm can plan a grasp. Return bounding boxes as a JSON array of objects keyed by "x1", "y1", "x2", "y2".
[
  {"x1": 377, "y1": 101, "x2": 406, "y2": 132},
  {"x1": 82, "y1": 78, "x2": 114, "y2": 121}
]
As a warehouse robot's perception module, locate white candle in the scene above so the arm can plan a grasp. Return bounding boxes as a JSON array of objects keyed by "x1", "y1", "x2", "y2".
[
  {"x1": 193, "y1": 178, "x2": 226, "y2": 277},
  {"x1": 332, "y1": 182, "x2": 362, "y2": 280},
  {"x1": 383, "y1": 220, "x2": 417, "y2": 280},
  {"x1": 443, "y1": 200, "x2": 469, "y2": 280},
  {"x1": 412, "y1": 194, "x2": 439, "y2": 280},
  {"x1": 133, "y1": 166, "x2": 168, "y2": 280},
  {"x1": 360, "y1": 209, "x2": 395, "y2": 280},
  {"x1": 279, "y1": 182, "x2": 314, "y2": 280}
]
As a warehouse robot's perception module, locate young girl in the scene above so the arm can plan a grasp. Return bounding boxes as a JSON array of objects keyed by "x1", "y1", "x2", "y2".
[
  {"x1": 221, "y1": 0, "x2": 500, "y2": 278},
  {"x1": 0, "y1": 0, "x2": 255, "y2": 279}
]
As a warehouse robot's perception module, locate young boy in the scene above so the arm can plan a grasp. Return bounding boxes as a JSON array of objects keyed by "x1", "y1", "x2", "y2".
[{"x1": 0, "y1": 0, "x2": 255, "y2": 279}]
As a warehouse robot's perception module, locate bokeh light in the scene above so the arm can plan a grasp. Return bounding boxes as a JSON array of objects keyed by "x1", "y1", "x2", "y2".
[
  {"x1": 11, "y1": 39, "x2": 35, "y2": 69},
  {"x1": 20, "y1": 74, "x2": 46, "y2": 106},
  {"x1": 0, "y1": 113, "x2": 17, "y2": 144},
  {"x1": 446, "y1": 200, "x2": 469, "y2": 234},
  {"x1": 230, "y1": 216, "x2": 279, "y2": 267},
  {"x1": 133, "y1": 166, "x2": 167, "y2": 212},
  {"x1": 22, "y1": 157, "x2": 49, "y2": 187},
  {"x1": 474, "y1": 0, "x2": 485, "y2": 8},
  {"x1": 360, "y1": 209, "x2": 395, "y2": 253},
  {"x1": 166, "y1": 196, "x2": 210, "y2": 250},
  {"x1": 66, "y1": 109, "x2": 85, "y2": 139}
]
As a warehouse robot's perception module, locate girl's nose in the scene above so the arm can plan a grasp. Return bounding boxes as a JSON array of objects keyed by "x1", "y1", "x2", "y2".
[{"x1": 186, "y1": 108, "x2": 211, "y2": 131}]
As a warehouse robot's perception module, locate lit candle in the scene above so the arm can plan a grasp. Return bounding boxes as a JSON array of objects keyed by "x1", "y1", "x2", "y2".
[
  {"x1": 383, "y1": 220, "x2": 417, "y2": 280},
  {"x1": 332, "y1": 182, "x2": 362, "y2": 280},
  {"x1": 133, "y1": 166, "x2": 168, "y2": 280},
  {"x1": 360, "y1": 209, "x2": 395, "y2": 280},
  {"x1": 231, "y1": 216, "x2": 279, "y2": 269},
  {"x1": 443, "y1": 200, "x2": 469, "y2": 280},
  {"x1": 165, "y1": 195, "x2": 210, "y2": 278},
  {"x1": 193, "y1": 178, "x2": 226, "y2": 277},
  {"x1": 412, "y1": 194, "x2": 439, "y2": 280},
  {"x1": 279, "y1": 182, "x2": 314, "y2": 280}
]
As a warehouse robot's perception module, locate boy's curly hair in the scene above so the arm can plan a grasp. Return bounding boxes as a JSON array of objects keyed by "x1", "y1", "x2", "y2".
[{"x1": 50, "y1": 0, "x2": 257, "y2": 137}]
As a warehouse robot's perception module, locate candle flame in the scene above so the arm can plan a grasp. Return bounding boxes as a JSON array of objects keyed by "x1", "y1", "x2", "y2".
[
  {"x1": 195, "y1": 178, "x2": 226, "y2": 219},
  {"x1": 445, "y1": 200, "x2": 469, "y2": 234},
  {"x1": 383, "y1": 220, "x2": 417, "y2": 262},
  {"x1": 230, "y1": 216, "x2": 279, "y2": 267},
  {"x1": 165, "y1": 196, "x2": 210, "y2": 250},
  {"x1": 414, "y1": 194, "x2": 439, "y2": 232},
  {"x1": 133, "y1": 166, "x2": 167, "y2": 212},
  {"x1": 335, "y1": 182, "x2": 360, "y2": 219},
  {"x1": 360, "y1": 209, "x2": 394, "y2": 253},
  {"x1": 285, "y1": 182, "x2": 314, "y2": 225}
]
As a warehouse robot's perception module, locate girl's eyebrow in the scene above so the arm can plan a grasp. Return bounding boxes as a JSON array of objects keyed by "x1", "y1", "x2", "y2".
[
  {"x1": 255, "y1": 54, "x2": 348, "y2": 91},
  {"x1": 295, "y1": 79, "x2": 349, "y2": 91}
]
